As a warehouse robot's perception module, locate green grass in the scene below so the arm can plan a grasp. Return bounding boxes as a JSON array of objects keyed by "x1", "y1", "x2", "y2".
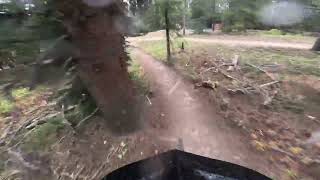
[
  {"x1": 22, "y1": 117, "x2": 65, "y2": 152},
  {"x1": 0, "y1": 96, "x2": 14, "y2": 115},
  {"x1": 257, "y1": 29, "x2": 314, "y2": 42},
  {"x1": 138, "y1": 40, "x2": 167, "y2": 61},
  {"x1": 128, "y1": 51, "x2": 149, "y2": 93},
  {"x1": 263, "y1": 29, "x2": 285, "y2": 36},
  {"x1": 11, "y1": 87, "x2": 31, "y2": 100},
  {"x1": 137, "y1": 38, "x2": 188, "y2": 62},
  {"x1": 128, "y1": 59, "x2": 144, "y2": 82}
]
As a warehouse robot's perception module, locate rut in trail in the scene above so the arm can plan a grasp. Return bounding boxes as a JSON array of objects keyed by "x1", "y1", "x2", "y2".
[{"x1": 131, "y1": 48, "x2": 277, "y2": 178}]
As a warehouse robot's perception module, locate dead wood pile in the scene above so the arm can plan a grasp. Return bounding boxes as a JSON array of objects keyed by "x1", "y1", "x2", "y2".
[{"x1": 195, "y1": 55, "x2": 281, "y2": 106}]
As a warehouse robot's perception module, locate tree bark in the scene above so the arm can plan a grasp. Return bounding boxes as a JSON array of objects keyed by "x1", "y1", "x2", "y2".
[
  {"x1": 312, "y1": 37, "x2": 320, "y2": 51},
  {"x1": 165, "y1": 6, "x2": 171, "y2": 62},
  {"x1": 55, "y1": 0, "x2": 140, "y2": 134}
]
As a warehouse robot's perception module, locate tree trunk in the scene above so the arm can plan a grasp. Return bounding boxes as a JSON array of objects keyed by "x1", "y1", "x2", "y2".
[
  {"x1": 312, "y1": 37, "x2": 320, "y2": 51},
  {"x1": 182, "y1": 0, "x2": 186, "y2": 36},
  {"x1": 165, "y1": 6, "x2": 171, "y2": 62},
  {"x1": 55, "y1": 0, "x2": 140, "y2": 134}
]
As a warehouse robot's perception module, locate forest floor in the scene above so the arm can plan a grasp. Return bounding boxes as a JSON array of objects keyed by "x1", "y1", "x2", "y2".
[
  {"x1": 131, "y1": 32, "x2": 320, "y2": 179},
  {"x1": 0, "y1": 32, "x2": 319, "y2": 180}
]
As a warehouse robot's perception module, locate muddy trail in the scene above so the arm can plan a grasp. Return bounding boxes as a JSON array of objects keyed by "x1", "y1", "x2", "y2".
[{"x1": 131, "y1": 48, "x2": 277, "y2": 177}]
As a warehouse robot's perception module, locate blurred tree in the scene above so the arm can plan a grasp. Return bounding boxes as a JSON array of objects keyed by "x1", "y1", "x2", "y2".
[
  {"x1": 54, "y1": 0, "x2": 140, "y2": 130},
  {"x1": 129, "y1": 0, "x2": 152, "y2": 16},
  {"x1": 222, "y1": 0, "x2": 269, "y2": 32},
  {"x1": 190, "y1": 0, "x2": 217, "y2": 33},
  {"x1": 310, "y1": 0, "x2": 320, "y2": 51},
  {"x1": 143, "y1": 0, "x2": 183, "y2": 62},
  {"x1": 143, "y1": 0, "x2": 183, "y2": 31},
  {"x1": 0, "y1": 0, "x2": 64, "y2": 68}
]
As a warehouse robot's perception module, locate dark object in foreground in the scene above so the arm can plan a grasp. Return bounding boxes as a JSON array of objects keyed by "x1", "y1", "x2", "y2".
[
  {"x1": 312, "y1": 37, "x2": 320, "y2": 51},
  {"x1": 102, "y1": 150, "x2": 270, "y2": 180}
]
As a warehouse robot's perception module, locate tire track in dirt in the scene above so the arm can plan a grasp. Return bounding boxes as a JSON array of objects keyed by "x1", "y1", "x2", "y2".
[{"x1": 131, "y1": 48, "x2": 278, "y2": 178}]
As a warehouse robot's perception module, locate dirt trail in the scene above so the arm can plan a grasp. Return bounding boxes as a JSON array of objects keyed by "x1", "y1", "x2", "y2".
[
  {"x1": 131, "y1": 48, "x2": 277, "y2": 178},
  {"x1": 129, "y1": 36, "x2": 313, "y2": 49}
]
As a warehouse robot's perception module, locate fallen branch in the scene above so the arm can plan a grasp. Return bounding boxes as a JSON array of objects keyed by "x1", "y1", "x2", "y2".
[
  {"x1": 312, "y1": 119, "x2": 320, "y2": 124},
  {"x1": 218, "y1": 69, "x2": 239, "y2": 81},
  {"x1": 270, "y1": 146, "x2": 296, "y2": 160},
  {"x1": 26, "y1": 112, "x2": 61, "y2": 130},
  {"x1": 307, "y1": 116, "x2": 320, "y2": 124},
  {"x1": 76, "y1": 108, "x2": 99, "y2": 128},
  {"x1": 260, "y1": 81, "x2": 280, "y2": 88},
  {"x1": 74, "y1": 165, "x2": 85, "y2": 179},
  {"x1": 227, "y1": 88, "x2": 247, "y2": 95},
  {"x1": 90, "y1": 145, "x2": 120, "y2": 180},
  {"x1": 146, "y1": 95, "x2": 152, "y2": 105},
  {"x1": 200, "y1": 67, "x2": 217, "y2": 74},
  {"x1": 245, "y1": 62, "x2": 275, "y2": 81}
]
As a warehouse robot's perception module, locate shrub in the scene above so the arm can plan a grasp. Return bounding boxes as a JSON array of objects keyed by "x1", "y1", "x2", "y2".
[
  {"x1": 22, "y1": 117, "x2": 65, "y2": 152},
  {"x1": 0, "y1": 96, "x2": 14, "y2": 115},
  {"x1": 190, "y1": 17, "x2": 207, "y2": 34},
  {"x1": 265, "y1": 29, "x2": 285, "y2": 36},
  {"x1": 11, "y1": 87, "x2": 31, "y2": 99}
]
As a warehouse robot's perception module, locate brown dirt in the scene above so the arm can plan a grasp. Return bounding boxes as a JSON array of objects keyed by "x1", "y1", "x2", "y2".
[
  {"x1": 130, "y1": 48, "x2": 278, "y2": 177},
  {"x1": 50, "y1": 119, "x2": 177, "y2": 179}
]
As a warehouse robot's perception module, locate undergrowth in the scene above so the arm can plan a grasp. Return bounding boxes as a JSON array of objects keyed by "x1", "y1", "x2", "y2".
[
  {"x1": 22, "y1": 117, "x2": 65, "y2": 152},
  {"x1": 57, "y1": 77, "x2": 98, "y2": 127},
  {"x1": 263, "y1": 29, "x2": 285, "y2": 36},
  {"x1": 188, "y1": 43, "x2": 320, "y2": 77},
  {"x1": 11, "y1": 87, "x2": 31, "y2": 99},
  {"x1": 0, "y1": 95, "x2": 14, "y2": 115},
  {"x1": 128, "y1": 50, "x2": 149, "y2": 94}
]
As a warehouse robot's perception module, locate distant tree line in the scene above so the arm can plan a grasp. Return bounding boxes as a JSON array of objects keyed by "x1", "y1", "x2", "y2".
[
  {"x1": 128, "y1": 0, "x2": 320, "y2": 34},
  {"x1": 127, "y1": 0, "x2": 320, "y2": 50}
]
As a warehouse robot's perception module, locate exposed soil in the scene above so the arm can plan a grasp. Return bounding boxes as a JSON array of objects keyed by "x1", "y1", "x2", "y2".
[{"x1": 130, "y1": 48, "x2": 278, "y2": 177}]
